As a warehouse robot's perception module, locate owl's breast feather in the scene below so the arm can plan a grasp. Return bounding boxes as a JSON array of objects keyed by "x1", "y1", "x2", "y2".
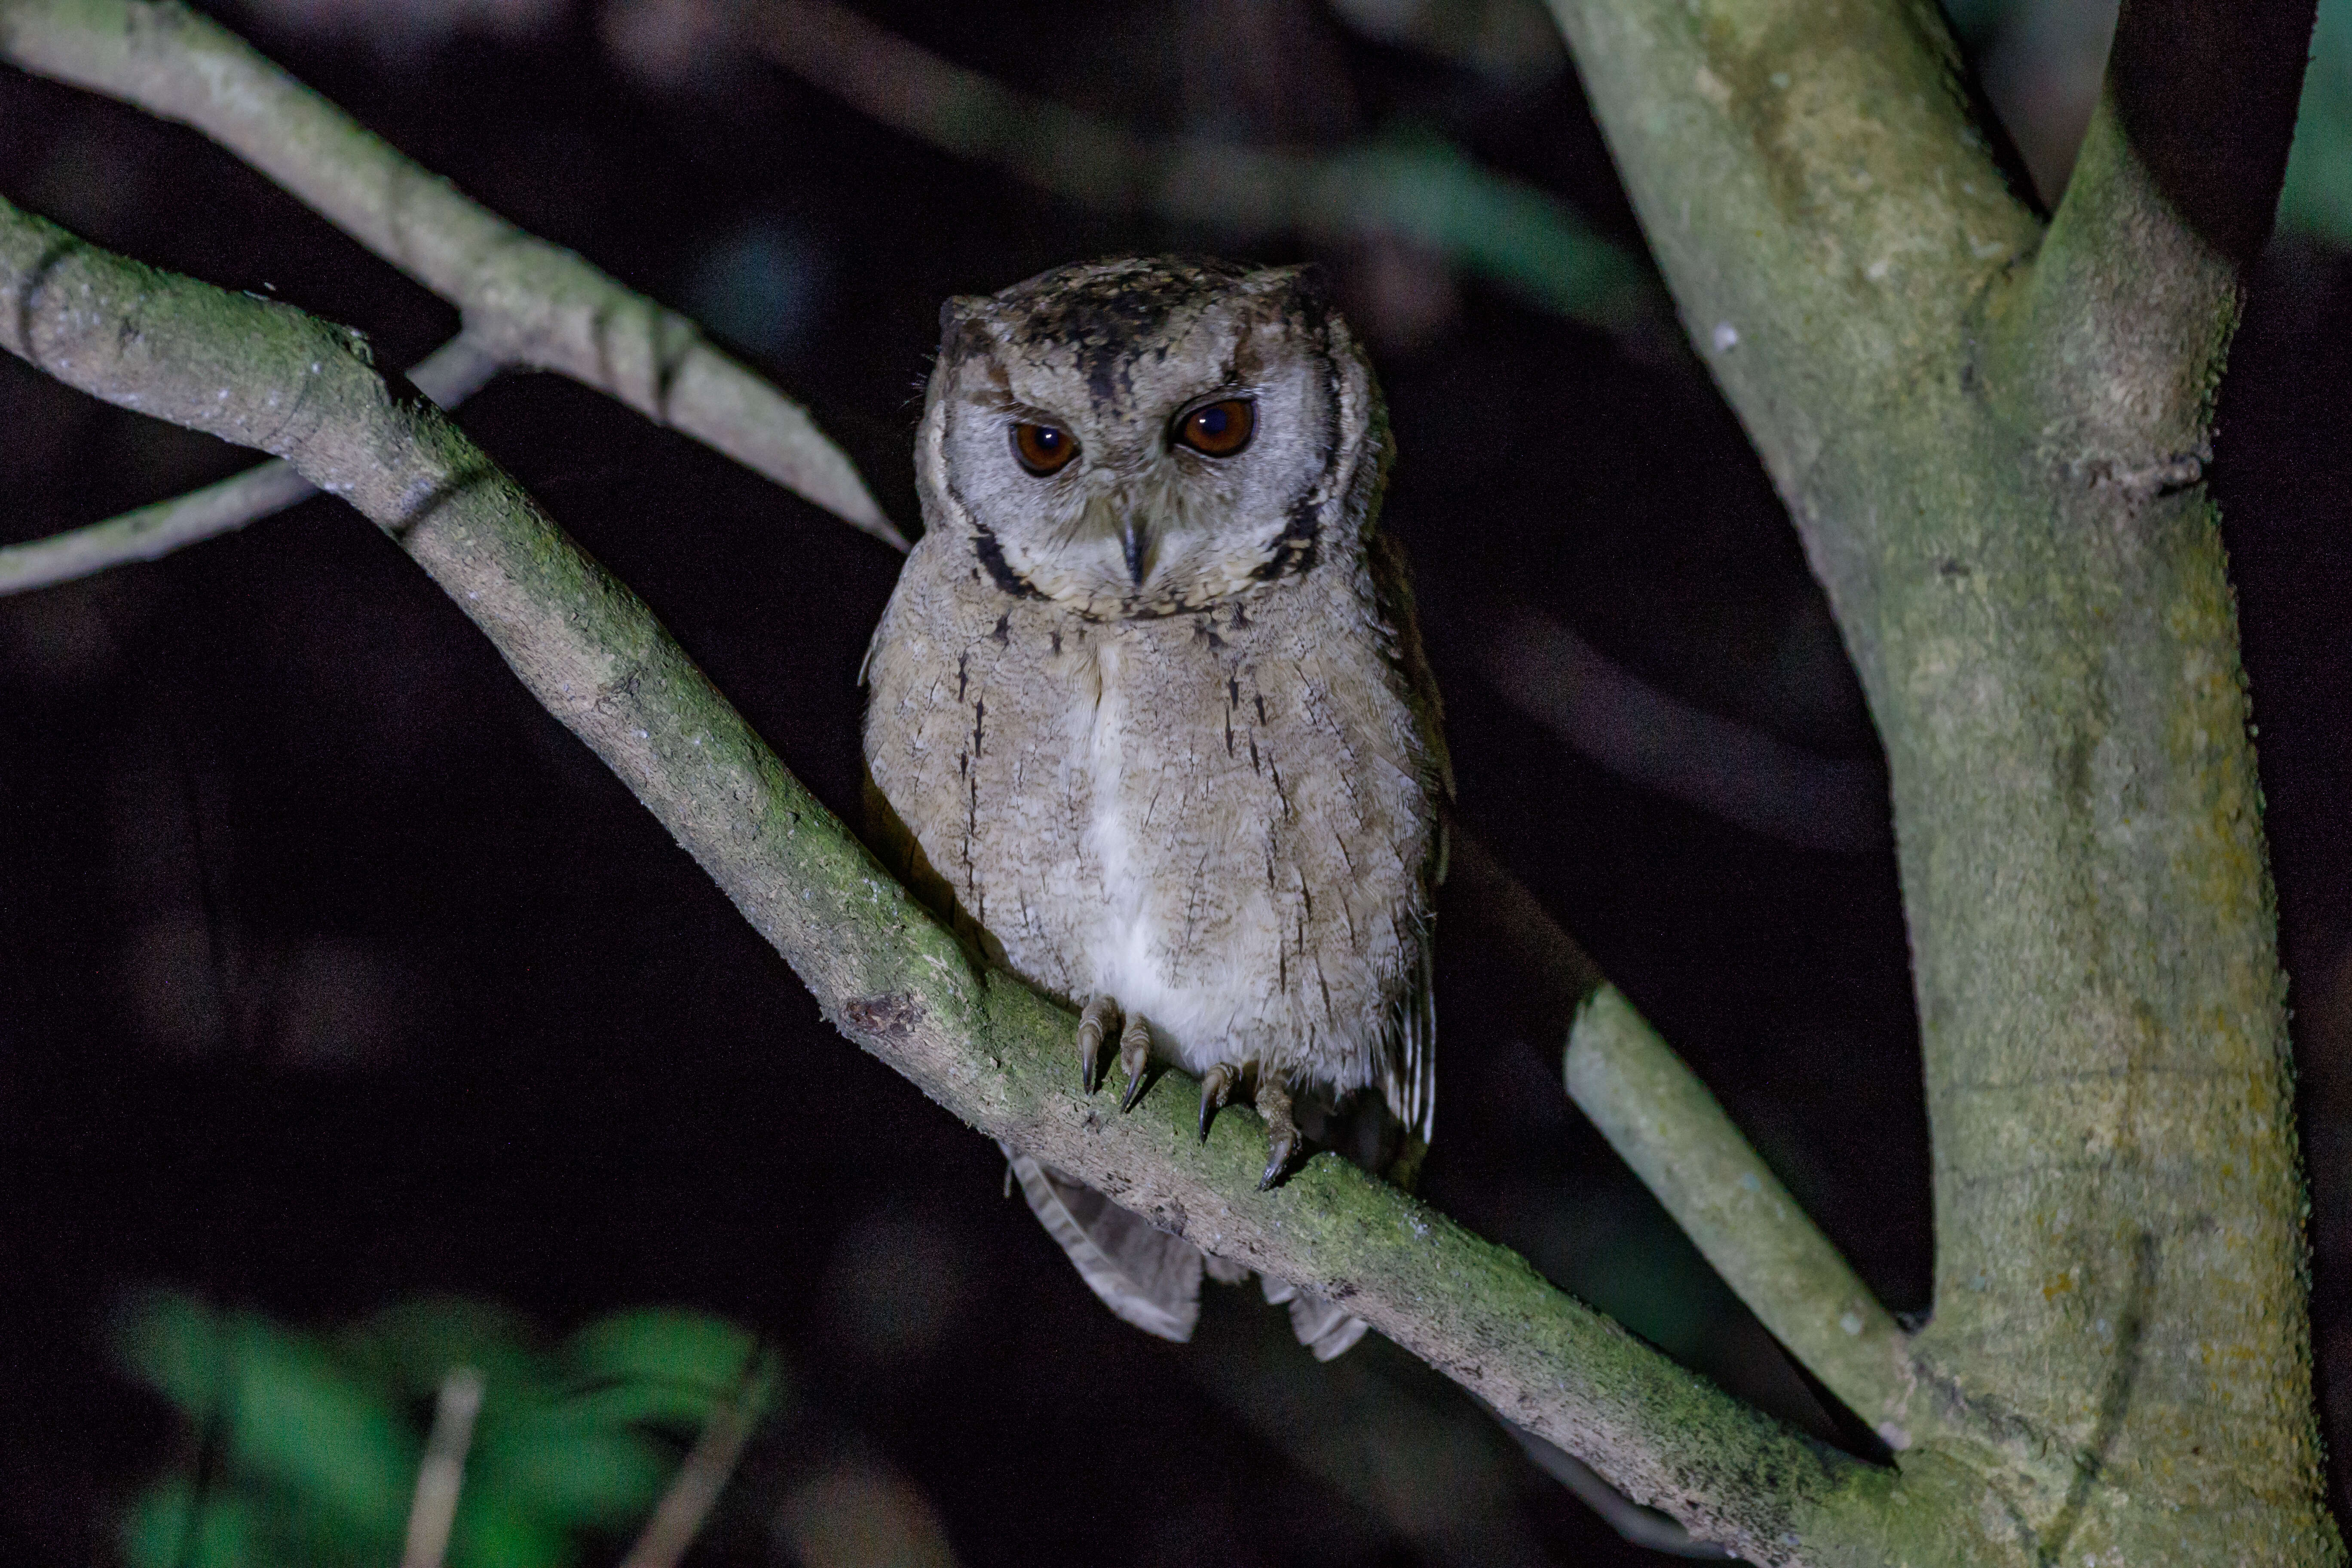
[{"x1": 867, "y1": 554, "x2": 1429, "y2": 1097}]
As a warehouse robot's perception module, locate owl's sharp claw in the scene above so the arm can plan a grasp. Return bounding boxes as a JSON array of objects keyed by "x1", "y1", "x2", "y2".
[
  {"x1": 1258, "y1": 1069, "x2": 1300, "y2": 1189},
  {"x1": 1117, "y1": 1011, "x2": 1153, "y2": 1112},
  {"x1": 1198, "y1": 1063, "x2": 1237, "y2": 1142},
  {"x1": 1077, "y1": 996, "x2": 1116, "y2": 1095}
]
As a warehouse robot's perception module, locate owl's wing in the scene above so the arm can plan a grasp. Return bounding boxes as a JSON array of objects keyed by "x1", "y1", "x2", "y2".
[
  {"x1": 1369, "y1": 526, "x2": 1449, "y2": 1157},
  {"x1": 1384, "y1": 922, "x2": 1439, "y2": 1156}
]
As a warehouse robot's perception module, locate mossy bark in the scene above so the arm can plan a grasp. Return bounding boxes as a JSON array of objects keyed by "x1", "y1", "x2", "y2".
[
  {"x1": 4, "y1": 0, "x2": 2344, "y2": 1553},
  {"x1": 0, "y1": 193, "x2": 1900, "y2": 1566},
  {"x1": 1545, "y1": 0, "x2": 2339, "y2": 1559}
]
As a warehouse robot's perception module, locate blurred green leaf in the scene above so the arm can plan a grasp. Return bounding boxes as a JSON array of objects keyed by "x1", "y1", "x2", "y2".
[
  {"x1": 113, "y1": 1288, "x2": 226, "y2": 1418},
  {"x1": 472, "y1": 1422, "x2": 674, "y2": 1528},
  {"x1": 119, "y1": 1479, "x2": 258, "y2": 1568},
  {"x1": 450, "y1": 1485, "x2": 583, "y2": 1568},
  {"x1": 2282, "y1": 0, "x2": 2352, "y2": 243},
  {"x1": 1323, "y1": 131, "x2": 1653, "y2": 324},
  {"x1": 113, "y1": 1290, "x2": 783, "y2": 1568},
  {"x1": 566, "y1": 1306, "x2": 760, "y2": 1394},
  {"x1": 220, "y1": 1315, "x2": 417, "y2": 1529}
]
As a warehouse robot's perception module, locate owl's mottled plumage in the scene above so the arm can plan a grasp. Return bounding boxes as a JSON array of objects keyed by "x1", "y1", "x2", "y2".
[{"x1": 862, "y1": 258, "x2": 1447, "y2": 1351}]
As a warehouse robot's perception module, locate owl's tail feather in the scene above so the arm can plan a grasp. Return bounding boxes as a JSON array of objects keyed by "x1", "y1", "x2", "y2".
[
  {"x1": 1260, "y1": 1275, "x2": 1372, "y2": 1360},
  {"x1": 1005, "y1": 1147, "x2": 1369, "y2": 1357},
  {"x1": 1007, "y1": 1149, "x2": 1204, "y2": 1342}
]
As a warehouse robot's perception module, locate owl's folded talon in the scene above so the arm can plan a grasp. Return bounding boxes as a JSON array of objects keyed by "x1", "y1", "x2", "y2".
[
  {"x1": 1198, "y1": 1062, "x2": 1237, "y2": 1142},
  {"x1": 1257, "y1": 1069, "x2": 1300, "y2": 1189},
  {"x1": 1077, "y1": 996, "x2": 1116, "y2": 1094},
  {"x1": 1117, "y1": 1011, "x2": 1153, "y2": 1112}
]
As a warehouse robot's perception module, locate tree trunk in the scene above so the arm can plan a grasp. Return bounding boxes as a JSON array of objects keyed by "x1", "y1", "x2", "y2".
[{"x1": 1546, "y1": 0, "x2": 2340, "y2": 1559}]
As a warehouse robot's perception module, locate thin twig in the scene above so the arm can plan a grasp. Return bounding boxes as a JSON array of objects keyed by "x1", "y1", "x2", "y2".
[
  {"x1": 1467, "y1": 599, "x2": 1890, "y2": 854},
  {"x1": 0, "y1": 0, "x2": 905, "y2": 550},
  {"x1": 0, "y1": 332, "x2": 499, "y2": 595},
  {"x1": 0, "y1": 192, "x2": 1873, "y2": 1567},
  {"x1": 1565, "y1": 986, "x2": 1922, "y2": 1449},
  {"x1": 746, "y1": 0, "x2": 1649, "y2": 327},
  {"x1": 616, "y1": 1361, "x2": 769, "y2": 1568},
  {"x1": 400, "y1": 1368, "x2": 484, "y2": 1568}
]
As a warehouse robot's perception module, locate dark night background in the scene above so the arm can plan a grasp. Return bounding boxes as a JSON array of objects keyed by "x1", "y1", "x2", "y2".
[{"x1": 0, "y1": 1, "x2": 2346, "y2": 1563}]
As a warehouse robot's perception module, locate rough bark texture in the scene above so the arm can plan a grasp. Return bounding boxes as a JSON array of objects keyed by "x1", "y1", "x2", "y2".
[
  {"x1": 0, "y1": 196, "x2": 1920, "y2": 1567},
  {"x1": 1567, "y1": 988, "x2": 1915, "y2": 1452},
  {"x1": 5, "y1": 0, "x2": 2343, "y2": 1554},
  {"x1": 1544, "y1": 0, "x2": 2340, "y2": 1560},
  {"x1": 0, "y1": 0, "x2": 903, "y2": 548}
]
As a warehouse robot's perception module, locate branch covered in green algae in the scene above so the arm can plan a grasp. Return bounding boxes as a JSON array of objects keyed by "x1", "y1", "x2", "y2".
[
  {"x1": 1540, "y1": 0, "x2": 2341, "y2": 1559},
  {"x1": 750, "y1": 0, "x2": 1652, "y2": 328},
  {"x1": 0, "y1": 331, "x2": 499, "y2": 594},
  {"x1": 1566, "y1": 987, "x2": 1920, "y2": 1451},
  {"x1": 0, "y1": 0, "x2": 905, "y2": 551},
  {"x1": 0, "y1": 193, "x2": 1903, "y2": 1568}
]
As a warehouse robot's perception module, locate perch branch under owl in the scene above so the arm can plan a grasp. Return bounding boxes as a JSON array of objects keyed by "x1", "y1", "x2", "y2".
[
  {"x1": 0, "y1": 0, "x2": 904, "y2": 551},
  {"x1": 0, "y1": 193, "x2": 1912, "y2": 1567}
]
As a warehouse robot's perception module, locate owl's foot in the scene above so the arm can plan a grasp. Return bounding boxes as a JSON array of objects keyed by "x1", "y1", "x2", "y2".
[
  {"x1": 1118, "y1": 1011, "x2": 1155, "y2": 1112},
  {"x1": 1076, "y1": 996, "x2": 1117, "y2": 1095},
  {"x1": 1257, "y1": 1068, "x2": 1301, "y2": 1190},
  {"x1": 1197, "y1": 1062, "x2": 1237, "y2": 1142}
]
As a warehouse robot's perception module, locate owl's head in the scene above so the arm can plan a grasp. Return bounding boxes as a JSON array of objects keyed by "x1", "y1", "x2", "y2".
[{"x1": 916, "y1": 257, "x2": 1386, "y2": 618}]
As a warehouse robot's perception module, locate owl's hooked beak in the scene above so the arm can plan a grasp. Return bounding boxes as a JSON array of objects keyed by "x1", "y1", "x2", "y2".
[
  {"x1": 1120, "y1": 514, "x2": 1151, "y2": 589},
  {"x1": 1075, "y1": 488, "x2": 1155, "y2": 594}
]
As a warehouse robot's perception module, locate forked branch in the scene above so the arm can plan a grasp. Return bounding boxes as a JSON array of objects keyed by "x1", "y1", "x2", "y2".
[
  {"x1": 0, "y1": 193, "x2": 1918, "y2": 1567},
  {"x1": 0, "y1": 331, "x2": 498, "y2": 594},
  {"x1": 0, "y1": 0, "x2": 904, "y2": 549}
]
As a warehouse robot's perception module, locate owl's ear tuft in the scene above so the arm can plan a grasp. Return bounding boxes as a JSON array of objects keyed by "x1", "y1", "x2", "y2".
[
  {"x1": 1246, "y1": 263, "x2": 1332, "y2": 309},
  {"x1": 939, "y1": 294, "x2": 989, "y2": 336}
]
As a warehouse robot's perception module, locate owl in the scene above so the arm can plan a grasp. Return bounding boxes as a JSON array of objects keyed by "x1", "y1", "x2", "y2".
[{"x1": 862, "y1": 257, "x2": 1448, "y2": 1354}]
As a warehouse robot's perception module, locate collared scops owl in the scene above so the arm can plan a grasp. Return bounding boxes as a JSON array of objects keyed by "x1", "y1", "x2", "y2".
[{"x1": 862, "y1": 257, "x2": 1448, "y2": 1357}]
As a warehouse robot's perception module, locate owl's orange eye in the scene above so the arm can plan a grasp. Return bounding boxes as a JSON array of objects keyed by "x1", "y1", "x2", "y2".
[
  {"x1": 1176, "y1": 398, "x2": 1255, "y2": 457},
  {"x1": 1011, "y1": 421, "x2": 1077, "y2": 475}
]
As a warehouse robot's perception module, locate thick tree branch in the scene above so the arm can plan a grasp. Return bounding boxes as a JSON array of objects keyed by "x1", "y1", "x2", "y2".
[
  {"x1": 1540, "y1": 0, "x2": 2039, "y2": 602},
  {"x1": 0, "y1": 193, "x2": 1947, "y2": 1568},
  {"x1": 1544, "y1": 0, "x2": 2337, "y2": 1559},
  {"x1": 0, "y1": 0, "x2": 906, "y2": 551},
  {"x1": 0, "y1": 331, "x2": 497, "y2": 594},
  {"x1": 750, "y1": 0, "x2": 1651, "y2": 328}
]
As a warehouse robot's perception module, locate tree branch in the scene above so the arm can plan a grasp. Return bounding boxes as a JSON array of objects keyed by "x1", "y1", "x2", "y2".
[
  {"x1": 749, "y1": 0, "x2": 1651, "y2": 328},
  {"x1": 0, "y1": 193, "x2": 1944, "y2": 1567},
  {"x1": 0, "y1": 331, "x2": 497, "y2": 594},
  {"x1": 1543, "y1": 0, "x2": 2337, "y2": 1556},
  {"x1": 1566, "y1": 987, "x2": 1920, "y2": 1450},
  {"x1": 0, "y1": 0, "x2": 906, "y2": 551},
  {"x1": 1997, "y1": 0, "x2": 2316, "y2": 509}
]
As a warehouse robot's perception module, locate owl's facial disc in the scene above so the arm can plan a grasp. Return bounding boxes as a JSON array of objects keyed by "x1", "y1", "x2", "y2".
[{"x1": 930, "y1": 265, "x2": 1350, "y2": 619}]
